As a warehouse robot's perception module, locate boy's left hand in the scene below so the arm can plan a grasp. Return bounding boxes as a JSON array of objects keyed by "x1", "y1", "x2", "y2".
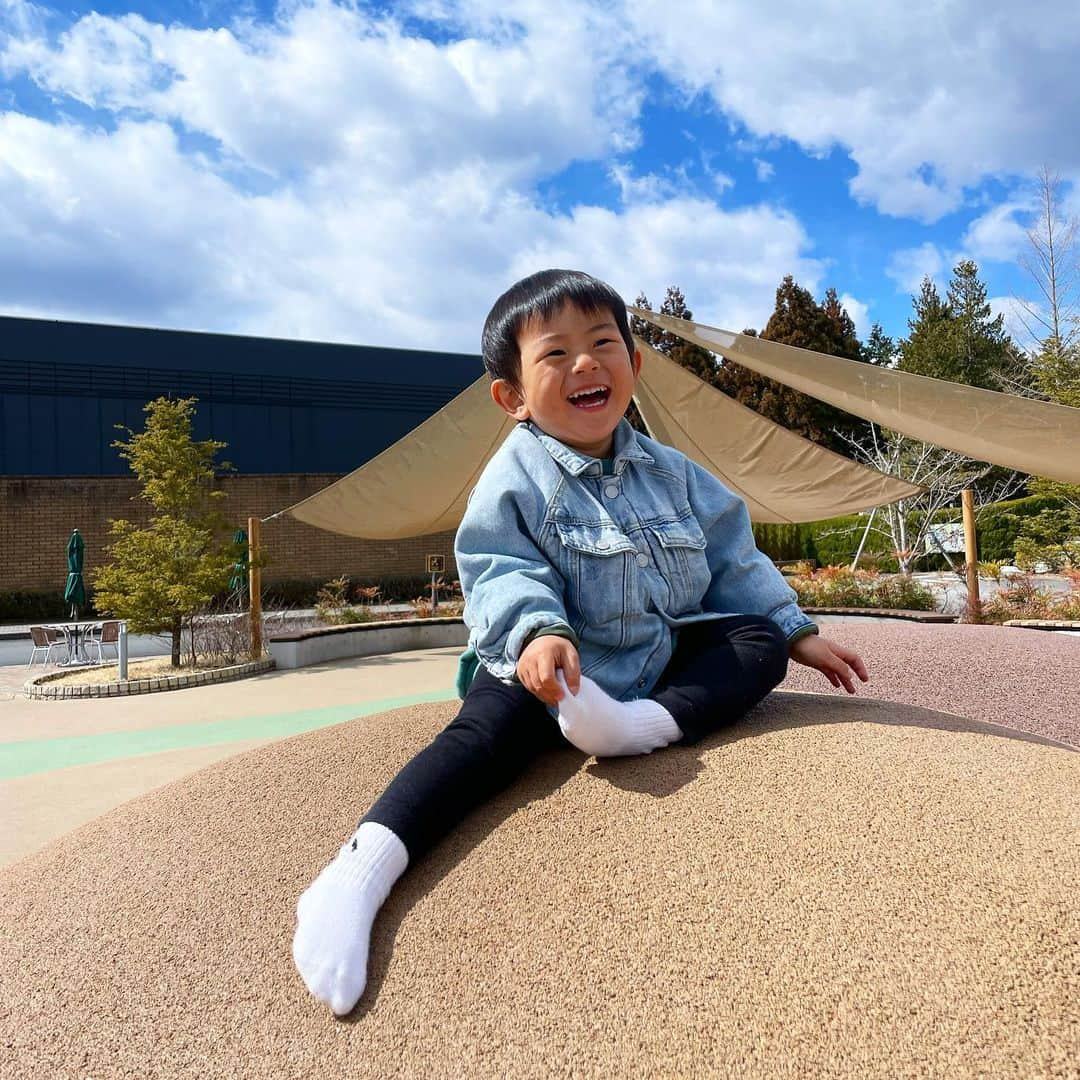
[{"x1": 789, "y1": 635, "x2": 869, "y2": 694}]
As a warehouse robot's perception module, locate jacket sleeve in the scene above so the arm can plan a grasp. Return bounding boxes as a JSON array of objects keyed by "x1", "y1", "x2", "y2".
[
  {"x1": 455, "y1": 482, "x2": 572, "y2": 681},
  {"x1": 684, "y1": 457, "x2": 817, "y2": 642}
]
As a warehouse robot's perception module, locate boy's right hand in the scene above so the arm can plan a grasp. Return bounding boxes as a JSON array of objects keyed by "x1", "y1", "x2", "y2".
[{"x1": 517, "y1": 636, "x2": 581, "y2": 706}]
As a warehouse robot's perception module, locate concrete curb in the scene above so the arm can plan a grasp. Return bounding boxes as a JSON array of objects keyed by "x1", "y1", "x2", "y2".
[
  {"x1": 1002, "y1": 618, "x2": 1080, "y2": 631},
  {"x1": 802, "y1": 607, "x2": 956, "y2": 622},
  {"x1": 25, "y1": 658, "x2": 276, "y2": 699},
  {"x1": 268, "y1": 617, "x2": 468, "y2": 669}
]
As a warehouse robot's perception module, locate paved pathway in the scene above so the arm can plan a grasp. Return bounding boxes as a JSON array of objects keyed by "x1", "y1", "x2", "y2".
[{"x1": 0, "y1": 647, "x2": 461, "y2": 867}]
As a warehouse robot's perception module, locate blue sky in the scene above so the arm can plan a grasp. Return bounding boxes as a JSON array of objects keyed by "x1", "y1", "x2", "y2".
[{"x1": 2, "y1": 0, "x2": 1078, "y2": 354}]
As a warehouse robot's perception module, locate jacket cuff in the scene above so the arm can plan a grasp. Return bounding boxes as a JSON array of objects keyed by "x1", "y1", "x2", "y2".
[
  {"x1": 786, "y1": 622, "x2": 819, "y2": 645},
  {"x1": 768, "y1": 600, "x2": 817, "y2": 640},
  {"x1": 523, "y1": 623, "x2": 580, "y2": 650},
  {"x1": 477, "y1": 613, "x2": 571, "y2": 681}
]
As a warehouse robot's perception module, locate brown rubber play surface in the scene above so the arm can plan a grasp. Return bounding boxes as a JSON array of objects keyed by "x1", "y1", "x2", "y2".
[{"x1": 2, "y1": 624, "x2": 1078, "y2": 1078}]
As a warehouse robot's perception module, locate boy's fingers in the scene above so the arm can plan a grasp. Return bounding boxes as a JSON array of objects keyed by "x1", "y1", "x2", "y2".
[
  {"x1": 560, "y1": 648, "x2": 581, "y2": 695},
  {"x1": 832, "y1": 660, "x2": 856, "y2": 694},
  {"x1": 537, "y1": 657, "x2": 561, "y2": 703}
]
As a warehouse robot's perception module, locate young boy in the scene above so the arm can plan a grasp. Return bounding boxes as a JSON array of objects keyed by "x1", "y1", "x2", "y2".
[{"x1": 292, "y1": 269, "x2": 869, "y2": 1016}]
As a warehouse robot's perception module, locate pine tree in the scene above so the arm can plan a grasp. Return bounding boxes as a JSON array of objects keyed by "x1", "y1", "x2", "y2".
[
  {"x1": 900, "y1": 262, "x2": 1021, "y2": 391},
  {"x1": 899, "y1": 277, "x2": 953, "y2": 380},
  {"x1": 93, "y1": 397, "x2": 238, "y2": 667},
  {"x1": 733, "y1": 276, "x2": 869, "y2": 453},
  {"x1": 864, "y1": 323, "x2": 898, "y2": 367}
]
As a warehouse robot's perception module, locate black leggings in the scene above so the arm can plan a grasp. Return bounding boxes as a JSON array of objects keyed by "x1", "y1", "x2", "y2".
[{"x1": 362, "y1": 615, "x2": 789, "y2": 859}]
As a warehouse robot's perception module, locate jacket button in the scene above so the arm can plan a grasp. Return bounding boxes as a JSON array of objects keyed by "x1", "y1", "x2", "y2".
[
  {"x1": 604, "y1": 484, "x2": 619, "y2": 498},
  {"x1": 637, "y1": 678, "x2": 646, "y2": 688},
  {"x1": 635, "y1": 552, "x2": 649, "y2": 568}
]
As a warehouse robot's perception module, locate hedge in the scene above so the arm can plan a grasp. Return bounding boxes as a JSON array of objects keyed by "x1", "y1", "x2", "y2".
[{"x1": 754, "y1": 494, "x2": 1065, "y2": 571}]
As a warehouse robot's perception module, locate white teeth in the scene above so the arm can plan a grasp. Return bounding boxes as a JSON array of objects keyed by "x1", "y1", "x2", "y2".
[{"x1": 568, "y1": 386, "x2": 609, "y2": 401}]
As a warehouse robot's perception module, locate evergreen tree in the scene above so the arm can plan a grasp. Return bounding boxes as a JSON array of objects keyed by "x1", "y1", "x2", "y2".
[
  {"x1": 864, "y1": 323, "x2": 898, "y2": 367},
  {"x1": 733, "y1": 275, "x2": 869, "y2": 453},
  {"x1": 637, "y1": 277, "x2": 872, "y2": 454},
  {"x1": 899, "y1": 277, "x2": 954, "y2": 380},
  {"x1": 93, "y1": 397, "x2": 239, "y2": 667},
  {"x1": 900, "y1": 261, "x2": 1022, "y2": 390}
]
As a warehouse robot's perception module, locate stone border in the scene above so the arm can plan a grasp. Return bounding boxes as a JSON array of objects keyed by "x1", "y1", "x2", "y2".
[
  {"x1": 1002, "y1": 619, "x2": 1080, "y2": 631},
  {"x1": 25, "y1": 658, "x2": 276, "y2": 699},
  {"x1": 803, "y1": 607, "x2": 957, "y2": 622}
]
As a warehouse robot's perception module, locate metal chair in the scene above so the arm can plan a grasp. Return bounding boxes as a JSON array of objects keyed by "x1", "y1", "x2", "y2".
[
  {"x1": 85, "y1": 620, "x2": 120, "y2": 664},
  {"x1": 28, "y1": 626, "x2": 66, "y2": 667}
]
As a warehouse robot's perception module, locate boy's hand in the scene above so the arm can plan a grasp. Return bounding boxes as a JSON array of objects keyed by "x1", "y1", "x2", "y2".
[
  {"x1": 789, "y1": 635, "x2": 869, "y2": 695},
  {"x1": 517, "y1": 636, "x2": 581, "y2": 706}
]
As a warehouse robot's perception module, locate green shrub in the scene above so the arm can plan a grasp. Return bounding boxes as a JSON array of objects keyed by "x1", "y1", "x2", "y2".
[
  {"x1": 752, "y1": 522, "x2": 816, "y2": 562},
  {"x1": 980, "y1": 573, "x2": 1080, "y2": 623},
  {"x1": 787, "y1": 567, "x2": 937, "y2": 610},
  {"x1": 802, "y1": 494, "x2": 1067, "y2": 573}
]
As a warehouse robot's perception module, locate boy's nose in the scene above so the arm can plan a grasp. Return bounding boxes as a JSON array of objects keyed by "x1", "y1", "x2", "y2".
[{"x1": 572, "y1": 351, "x2": 600, "y2": 371}]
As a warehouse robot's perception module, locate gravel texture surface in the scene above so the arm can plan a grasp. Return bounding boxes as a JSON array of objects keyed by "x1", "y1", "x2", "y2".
[
  {"x1": 780, "y1": 621, "x2": 1080, "y2": 749},
  {"x1": 2, "y1": 624, "x2": 1078, "y2": 1079}
]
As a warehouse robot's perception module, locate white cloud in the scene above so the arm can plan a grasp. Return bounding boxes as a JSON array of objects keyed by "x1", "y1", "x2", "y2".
[
  {"x1": 838, "y1": 292, "x2": 870, "y2": 338},
  {"x1": 963, "y1": 200, "x2": 1032, "y2": 264},
  {"x1": 753, "y1": 158, "x2": 774, "y2": 182},
  {"x1": 885, "y1": 242, "x2": 947, "y2": 294},
  {"x1": 623, "y1": 1, "x2": 1080, "y2": 222},
  {"x1": 990, "y1": 294, "x2": 1042, "y2": 352},
  {"x1": 0, "y1": 10, "x2": 822, "y2": 352}
]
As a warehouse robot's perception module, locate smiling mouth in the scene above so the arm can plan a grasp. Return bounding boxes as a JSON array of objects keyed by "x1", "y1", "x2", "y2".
[{"x1": 567, "y1": 386, "x2": 611, "y2": 410}]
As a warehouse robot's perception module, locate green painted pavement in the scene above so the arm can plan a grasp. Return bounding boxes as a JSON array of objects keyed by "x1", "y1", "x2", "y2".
[{"x1": 0, "y1": 688, "x2": 458, "y2": 780}]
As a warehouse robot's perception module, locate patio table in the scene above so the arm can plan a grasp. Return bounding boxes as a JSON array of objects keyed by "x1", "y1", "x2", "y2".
[{"x1": 45, "y1": 622, "x2": 102, "y2": 666}]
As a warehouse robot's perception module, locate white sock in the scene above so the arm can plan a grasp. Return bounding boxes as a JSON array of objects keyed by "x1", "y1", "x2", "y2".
[
  {"x1": 555, "y1": 672, "x2": 682, "y2": 757},
  {"x1": 292, "y1": 820, "x2": 408, "y2": 1016}
]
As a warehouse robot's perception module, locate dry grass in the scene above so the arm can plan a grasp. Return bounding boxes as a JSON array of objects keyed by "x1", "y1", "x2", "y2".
[{"x1": 39, "y1": 656, "x2": 237, "y2": 687}]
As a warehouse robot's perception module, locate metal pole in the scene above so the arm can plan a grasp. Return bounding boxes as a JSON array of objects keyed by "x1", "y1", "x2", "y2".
[
  {"x1": 961, "y1": 489, "x2": 981, "y2": 622},
  {"x1": 118, "y1": 621, "x2": 128, "y2": 680},
  {"x1": 248, "y1": 516, "x2": 263, "y2": 659},
  {"x1": 430, "y1": 572, "x2": 438, "y2": 614},
  {"x1": 850, "y1": 507, "x2": 878, "y2": 571}
]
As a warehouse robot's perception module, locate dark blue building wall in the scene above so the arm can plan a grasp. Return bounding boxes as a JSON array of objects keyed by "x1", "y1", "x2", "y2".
[{"x1": 0, "y1": 316, "x2": 484, "y2": 475}]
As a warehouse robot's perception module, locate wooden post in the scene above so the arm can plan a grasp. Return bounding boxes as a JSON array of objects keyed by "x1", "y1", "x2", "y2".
[
  {"x1": 248, "y1": 516, "x2": 263, "y2": 659},
  {"x1": 961, "y1": 489, "x2": 981, "y2": 622}
]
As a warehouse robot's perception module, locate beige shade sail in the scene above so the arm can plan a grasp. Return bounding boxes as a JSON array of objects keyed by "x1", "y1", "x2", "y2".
[
  {"x1": 633, "y1": 339, "x2": 922, "y2": 523},
  {"x1": 280, "y1": 340, "x2": 923, "y2": 537},
  {"x1": 281, "y1": 375, "x2": 515, "y2": 539},
  {"x1": 632, "y1": 307, "x2": 1080, "y2": 485}
]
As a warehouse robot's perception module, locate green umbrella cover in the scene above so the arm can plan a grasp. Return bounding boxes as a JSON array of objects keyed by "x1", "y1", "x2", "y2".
[
  {"x1": 229, "y1": 528, "x2": 249, "y2": 595},
  {"x1": 64, "y1": 528, "x2": 87, "y2": 618}
]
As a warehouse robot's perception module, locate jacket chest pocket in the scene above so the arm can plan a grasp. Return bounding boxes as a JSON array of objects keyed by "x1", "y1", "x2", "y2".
[
  {"x1": 554, "y1": 522, "x2": 637, "y2": 628},
  {"x1": 643, "y1": 517, "x2": 711, "y2": 612}
]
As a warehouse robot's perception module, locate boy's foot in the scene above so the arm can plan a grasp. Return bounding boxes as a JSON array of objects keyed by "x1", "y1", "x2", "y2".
[
  {"x1": 555, "y1": 673, "x2": 682, "y2": 757},
  {"x1": 292, "y1": 821, "x2": 408, "y2": 1015}
]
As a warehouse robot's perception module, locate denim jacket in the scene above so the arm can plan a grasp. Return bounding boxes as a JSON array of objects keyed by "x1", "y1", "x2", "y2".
[{"x1": 455, "y1": 419, "x2": 817, "y2": 703}]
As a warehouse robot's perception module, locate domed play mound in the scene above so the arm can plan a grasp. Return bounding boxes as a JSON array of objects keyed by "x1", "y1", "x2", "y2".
[{"x1": 2, "y1": 692, "x2": 1078, "y2": 1078}]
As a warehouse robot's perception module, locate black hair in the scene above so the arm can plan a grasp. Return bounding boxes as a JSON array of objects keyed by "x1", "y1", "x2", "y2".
[{"x1": 481, "y1": 269, "x2": 635, "y2": 388}]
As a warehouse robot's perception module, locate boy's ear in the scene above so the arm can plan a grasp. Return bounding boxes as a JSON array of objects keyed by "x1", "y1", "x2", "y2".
[
  {"x1": 631, "y1": 347, "x2": 642, "y2": 379},
  {"x1": 491, "y1": 378, "x2": 530, "y2": 421}
]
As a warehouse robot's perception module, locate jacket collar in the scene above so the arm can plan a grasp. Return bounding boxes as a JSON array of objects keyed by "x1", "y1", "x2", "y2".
[{"x1": 525, "y1": 419, "x2": 654, "y2": 477}]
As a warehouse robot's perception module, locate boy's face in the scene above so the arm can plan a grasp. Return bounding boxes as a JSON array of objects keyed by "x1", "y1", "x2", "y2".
[{"x1": 490, "y1": 301, "x2": 641, "y2": 458}]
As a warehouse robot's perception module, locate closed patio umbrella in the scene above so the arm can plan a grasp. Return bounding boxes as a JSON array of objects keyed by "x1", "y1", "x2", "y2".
[
  {"x1": 64, "y1": 529, "x2": 86, "y2": 620},
  {"x1": 228, "y1": 528, "x2": 248, "y2": 606}
]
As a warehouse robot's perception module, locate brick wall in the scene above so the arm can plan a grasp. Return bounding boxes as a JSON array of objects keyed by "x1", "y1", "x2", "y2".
[{"x1": 0, "y1": 475, "x2": 458, "y2": 593}]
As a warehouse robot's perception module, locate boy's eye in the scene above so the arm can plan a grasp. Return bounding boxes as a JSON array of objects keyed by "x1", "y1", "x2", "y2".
[
  {"x1": 595, "y1": 338, "x2": 614, "y2": 346},
  {"x1": 543, "y1": 349, "x2": 566, "y2": 360}
]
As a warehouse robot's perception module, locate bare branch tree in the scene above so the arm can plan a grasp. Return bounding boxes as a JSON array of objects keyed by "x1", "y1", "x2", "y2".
[
  {"x1": 1015, "y1": 165, "x2": 1080, "y2": 358},
  {"x1": 836, "y1": 426, "x2": 1023, "y2": 576}
]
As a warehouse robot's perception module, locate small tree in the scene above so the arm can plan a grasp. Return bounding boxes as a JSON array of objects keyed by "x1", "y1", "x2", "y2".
[
  {"x1": 836, "y1": 425, "x2": 1022, "y2": 576},
  {"x1": 1013, "y1": 166, "x2": 1080, "y2": 568},
  {"x1": 94, "y1": 397, "x2": 237, "y2": 667}
]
